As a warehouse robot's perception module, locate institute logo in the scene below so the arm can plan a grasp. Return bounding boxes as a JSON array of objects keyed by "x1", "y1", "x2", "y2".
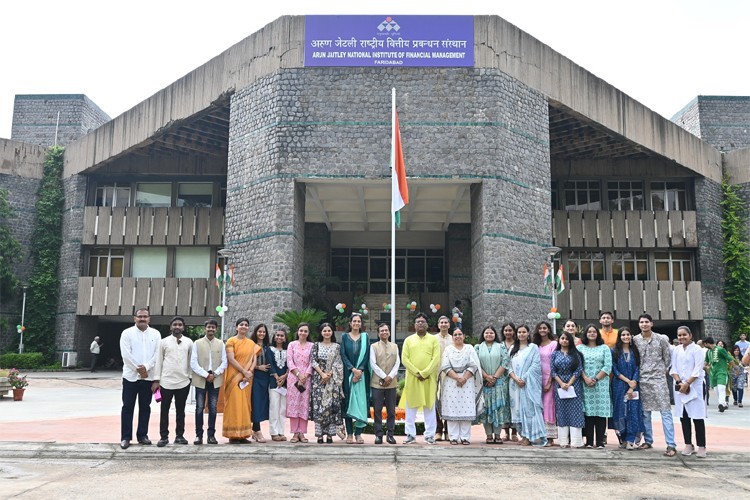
[{"x1": 377, "y1": 17, "x2": 400, "y2": 32}]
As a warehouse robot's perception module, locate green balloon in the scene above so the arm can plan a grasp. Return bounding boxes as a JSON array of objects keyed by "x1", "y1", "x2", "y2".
[{"x1": 215, "y1": 306, "x2": 222, "y2": 312}]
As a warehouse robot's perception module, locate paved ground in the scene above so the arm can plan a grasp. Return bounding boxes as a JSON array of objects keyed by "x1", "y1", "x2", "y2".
[{"x1": 1, "y1": 370, "x2": 749, "y2": 499}]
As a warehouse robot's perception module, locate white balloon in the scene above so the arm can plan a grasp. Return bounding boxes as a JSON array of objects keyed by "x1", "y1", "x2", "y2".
[{"x1": 218, "y1": 310, "x2": 225, "y2": 317}]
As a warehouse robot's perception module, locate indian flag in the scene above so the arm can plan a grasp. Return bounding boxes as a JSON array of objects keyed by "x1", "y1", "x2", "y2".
[
  {"x1": 215, "y1": 263, "x2": 223, "y2": 290},
  {"x1": 391, "y1": 103, "x2": 408, "y2": 228},
  {"x1": 556, "y1": 264, "x2": 566, "y2": 294},
  {"x1": 543, "y1": 262, "x2": 552, "y2": 293}
]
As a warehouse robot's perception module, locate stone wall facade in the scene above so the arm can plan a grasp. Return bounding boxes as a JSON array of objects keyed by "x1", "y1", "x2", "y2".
[
  {"x1": 224, "y1": 67, "x2": 551, "y2": 331},
  {"x1": 694, "y1": 177, "x2": 729, "y2": 340},
  {"x1": 672, "y1": 96, "x2": 750, "y2": 152},
  {"x1": 11, "y1": 94, "x2": 110, "y2": 148}
]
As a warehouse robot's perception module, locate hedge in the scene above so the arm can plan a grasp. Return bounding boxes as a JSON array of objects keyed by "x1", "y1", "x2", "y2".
[{"x1": 0, "y1": 352, "x2": 45, "y2": 369}]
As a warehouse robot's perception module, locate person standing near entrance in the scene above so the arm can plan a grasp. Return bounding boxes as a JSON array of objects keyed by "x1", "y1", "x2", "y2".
[
  {"x1": 190, "y1": 319, "x2": 227, "y2": 445},
  {"x1": 400, "y1": 312, "x2": 441, "y2": 444},
  {"x1": 703, "y1": 337, "x2": 733, "y2": 413},
  {"x1": 119, "y1": 308, "x2": 161, "y2": 449},
  {"x1": 370, "y1": 322, "x2": 400, "y2": 444},
  {"x1": 90, "y1": 336, "x2": 101, "y2": 372},
  {"x1": 633, "y1": 313, "x2": 677, "y2": 457},
  {"x1": 433, "y1": 315, "x2": 452, "y2": 441},
  {"x1": 153, "y1": 316, "x2": 193, "y2": 448},
  {"x1": 341, "y1": 313, "x2": 370, "y2": 444}
]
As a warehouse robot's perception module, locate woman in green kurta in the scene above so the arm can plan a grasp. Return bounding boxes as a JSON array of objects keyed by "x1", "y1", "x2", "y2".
[
  {"x1": 704, "y1": 337, "x2": 733, "y2": 412},
  {"x1": 341, "y1": 313, "x2": 370, "y2": 444},
  {"x1": 577, "y1": 324, "x2": 612, "y2": 448},
  {"x1": 475, "y1": 326, "x2": 509, "y2": 444}
]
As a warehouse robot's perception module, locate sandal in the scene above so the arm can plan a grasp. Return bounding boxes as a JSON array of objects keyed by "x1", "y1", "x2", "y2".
[
  {"x1": 317, "y1": 437, "x2": 324, "y2": 444},
  {"x1": 450, "y1": 439, "x2": 459, "y2": 445},
  {"x1": 461, "y1": 439, "x2": 470, "y2": 445},
  {"x1": 486, "y1": 436, "x2": 494, "y2": 444},
  {"x1": 299, "y1": 435, "x2": 309, "y2": 443},
  {"x1": 664, "y1": 447, "x2": 677, "y2": 457},
  {"x1": 519, "y1": 438, "x2": 531, "y2": 446},
  {"x1": 290, "y1": 434, "x2": 300, "y2": 443},
  {"x1": 356, "y1": 436, "x2": 364, "y2": 444},
  {"x1": 346, "y1": 435, "x2": 354, "y2": 444},
  {"x1": 252, "y1": 431, "x2": 266, "y2": 443},
  {"x1": 638, "y1": 443, "x2": 652, "y2": 450},
  {"x1": 494, "y1": 435, "x2": 503, "y2": 444}
]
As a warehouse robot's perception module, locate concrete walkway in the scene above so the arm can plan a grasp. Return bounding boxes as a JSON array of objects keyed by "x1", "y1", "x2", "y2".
[{"x1": 1, "y1": 370, "x2": 748, "y2": 454}]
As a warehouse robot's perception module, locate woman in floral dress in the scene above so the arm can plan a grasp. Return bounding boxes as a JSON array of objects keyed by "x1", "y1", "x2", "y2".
[{"x1": 310, "y1": 323, "x2": 344, "y2": 443}]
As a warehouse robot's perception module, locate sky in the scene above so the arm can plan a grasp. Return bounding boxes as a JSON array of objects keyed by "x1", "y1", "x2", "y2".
[{"x1": 1, "y1": 0, "x2": 748, "y2": 139}]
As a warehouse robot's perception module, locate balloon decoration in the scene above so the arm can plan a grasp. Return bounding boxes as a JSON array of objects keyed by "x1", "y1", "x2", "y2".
[
  {"x1": 381, "y1": 302, "x2": 392, "y2": 311},
  {"x1": 16, "y1": 324, "x2": 25, "y2": 333},
  {"x1": 359, "y1": 303, "x2": 369, "y2": 316},
  {"x1": 336, "y1": 303, "x2": 347, "y2": 314},
  {"x1": 429, "y1": 303, "x2": 442, "y2": 314},
  {"x1": 547, "y1": 307, "x2": 561, "y2": 320},
  {"x1": 452, "y1": 314, "x2": 460, "y2": 323},
  {"x1": 215, "y1": 305, "x2": 229, "y2": 317},
  {"x1": 405, "y1": 301, "x2": 417, "y2": 311}
]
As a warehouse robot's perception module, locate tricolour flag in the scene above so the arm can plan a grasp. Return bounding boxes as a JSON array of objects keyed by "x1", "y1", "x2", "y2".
[
  {"x1": 215, "y1": 263, "x2": 223, "y2": 290},
  {"x1": 543, "y1": 262, "x2": 552, "y2": 294},
  {"x1": 216, "y1": 262, "x2": 235, "y2": 290},
  {"x1": 556, "y1": 264, "x2": 565, "y2": 294},
  {"x1": 391, "y1": 109, "x2": 409, "y2": 228}
]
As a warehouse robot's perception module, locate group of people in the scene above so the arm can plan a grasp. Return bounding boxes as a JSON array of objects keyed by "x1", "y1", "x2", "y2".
[{"x1": 118, "y1": 307, "x2": 750, "y2": 454}]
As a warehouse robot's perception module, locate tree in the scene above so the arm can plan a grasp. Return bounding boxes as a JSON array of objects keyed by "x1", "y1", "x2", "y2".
[{"x1": 721, "y1": 175, "x2": 750, "y2": 341}]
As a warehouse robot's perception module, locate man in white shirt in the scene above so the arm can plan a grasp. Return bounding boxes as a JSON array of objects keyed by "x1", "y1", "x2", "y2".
[
  {"x1": 153, "y1": 316, "x2": 193, "y2": 448},
  {"x1": 190, "y1": 319, "x2": 227, "y2": 445},
  {"x1": 119, "y1": 308, "x2": 161, "y2": 449},
  {"x1": 89, "y1": 336, "x2": 101, "y2": 372},
  {"x1": 370, "y1": 322, "x2": 401, "y2": 444}
]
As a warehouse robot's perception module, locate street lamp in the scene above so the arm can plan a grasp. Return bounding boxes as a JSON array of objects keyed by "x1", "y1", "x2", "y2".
[
  {"x1": 542, "y1": 246, "x2": 562, "y2": 334},
  {"x1": 217, "y1": 249, "x2": 236, "y2": 341},
  {"x1": 18, "y1": 284, "x2": 28, "y2": 354}
]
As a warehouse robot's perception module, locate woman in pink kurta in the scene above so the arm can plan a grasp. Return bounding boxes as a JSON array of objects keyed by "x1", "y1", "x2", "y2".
[
  {"x1": 286, "y1": 323, "x2": 314, "y2": 443},
  {"x1": 534, "y1": 321, "x2": 558, "y2": 446}
]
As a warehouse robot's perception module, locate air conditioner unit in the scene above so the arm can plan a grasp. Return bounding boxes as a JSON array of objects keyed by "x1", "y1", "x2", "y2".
[{"x1": 61, "y1": 352, "x2": 77, "y2": 368}]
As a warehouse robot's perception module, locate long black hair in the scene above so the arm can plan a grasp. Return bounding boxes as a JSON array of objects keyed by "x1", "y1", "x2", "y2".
[
  {"x1": 612, "y1": 326, "x2": 640, "y2": 366},
  {"x1": 555, "y1": 331, "x2": 582, "y2": 372},
  {"x1": 250, "y1": 323, "x2": 270, "y2": 346},
  {"x1": 318, "y1": 322, "x2": 337, "y2": 343},
  {"x1": 533, "y1": 321, "x2": 556, "y2": 345},
  {"x1": 510, "y1": 324, "x2": 531, "y2": 358}
]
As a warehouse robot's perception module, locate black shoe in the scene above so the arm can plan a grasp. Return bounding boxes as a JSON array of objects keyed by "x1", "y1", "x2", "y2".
[
  {"x1": 386, "y1": 435, "x2": 396, "y2": 445},
  {"x1": 719, "y1": 404, "x2": 726, "y2": 413},
  {"x1": 207, "y1": 436, "x2": 218, "y2": 444},
  {"x1": 326, "y1": 435, "x2": 333, "y2": 444},
  {"x1": 194, "y1": 437, "x2": 203, "y2": 445},
  {"x1": 317, "y1": 437, "x2": 324, "y2": 444},
  {"x1": 137, "y1": 436, "x2": 152, "y2": 445},
  {"x1": 174, "y1": 436, "x2": 189, "y2": 445},
  {"x1": 157, "y1": 439, "x2": 169, "y2": 447},
  {"x1": 120, "y1": 440, "x2": 130, "y2": 449},
  {"x1": 374, "y1": 436, "x2": 383, "y2": 444}
]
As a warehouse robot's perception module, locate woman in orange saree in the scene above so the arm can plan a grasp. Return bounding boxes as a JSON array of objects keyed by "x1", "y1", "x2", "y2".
[{"x1": 222, "y1": 317, "x2": 258, "y2": 443}]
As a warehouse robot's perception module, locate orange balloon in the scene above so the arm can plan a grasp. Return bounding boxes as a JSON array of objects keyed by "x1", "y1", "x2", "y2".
[
  {"x1": 436, "y1": 304, "x2": 441, "y2": 310},
  {"x1": 551, "y1": 307, "x2": 557, "y2": 313}
]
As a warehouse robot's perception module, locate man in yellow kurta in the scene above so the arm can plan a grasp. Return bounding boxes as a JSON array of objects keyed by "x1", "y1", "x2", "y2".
[{"x1": 400, "y1": 312, "x2": 441, "y2": 444}]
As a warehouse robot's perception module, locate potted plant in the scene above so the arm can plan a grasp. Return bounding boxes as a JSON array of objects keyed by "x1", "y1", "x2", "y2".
[
  {"x1": 8, "y1": 368, "x2": 29, "y2": 401},
  {"x1": 272, "y1": 308, "x2": 327, "y2": 340},
  {"x1": 333, "y1": 314, "x2": 349, "y2": 332}
]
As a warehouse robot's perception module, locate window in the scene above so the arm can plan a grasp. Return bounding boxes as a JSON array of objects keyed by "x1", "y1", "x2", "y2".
[
  {"x1": 655, "y1": 251, "x2": 693, "y2": 281},
  {"x1": 175, "y1": 247, "x2": 211, "y2": 278},
  {"x1": 88, "y1": 248, "x2": 124, "y2": 277},
  {"x1": 177, "y1": 183, "x2": 213, "y2": 208},
  {"x1": 328, "y1": 248, "x2": 444, "y2": 293},
  {"x1": 563, "y1": 180, "x2": 600, "y2": 210},
  {"x1": 607, "y1": 181, "x2": 644, "y2": 211},
  {"x1": 95, "y1": 184, "x2": 131, "y2": 207},
  {"x1": 651, "y1": 182, "x2": 687, "y2": 211},
  {"x1": 132, "y1": 248, "x2": 167, "y2": 278},
  {"x1": 567, "y1": 251, "x2": 605, "y2": 281},
  {"x1": 611, "y1": 251, "x2": 648, "y2": 280},
  {"x1": 136, "y1": 183, "x2": 172, "y2": 207},
  {"x1": 550, "y1": 181, "x2": 558, "y2": 210}
]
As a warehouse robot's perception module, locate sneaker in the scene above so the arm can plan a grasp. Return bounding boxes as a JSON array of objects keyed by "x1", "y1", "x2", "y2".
[
  {"x1": 719, "y1": 404, "x2": 726, "y2": 413},
  {"x1": 734, "y1": 401, "x2": 739, "y2": 406},
  {"x1": 740, "y1": 403, "x2": 744, "y2": 408},
  {"x1": 596, "y1": 445, "x2": 605, "y2": 450},
  {"x1": 681, "y1": 444, "x2": 695, "y2": 456},
  {"x1": 696, "y1": 447, "x2": 707, "y2": 458},
  {"x1": 403, "y1": 435, "x2": 416, "y2": 444},
  {"x1": 425, "y1": 436, "x2": 436, "y2": 445}
]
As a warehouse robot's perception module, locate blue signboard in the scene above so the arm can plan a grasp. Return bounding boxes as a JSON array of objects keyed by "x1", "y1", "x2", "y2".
[{"x1": 304, "y1": 15, "x2": 474, "y2": 67}]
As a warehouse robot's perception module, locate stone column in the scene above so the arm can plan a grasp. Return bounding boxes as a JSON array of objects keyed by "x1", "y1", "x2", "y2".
[{"x1": 447, "y1": 223, "x2": 471, "y2": 326}]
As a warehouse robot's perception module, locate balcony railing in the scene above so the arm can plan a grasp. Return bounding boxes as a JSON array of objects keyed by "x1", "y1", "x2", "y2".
[
  {"x1": 82, "y1": 206, "x2": 224, "y2": 246},
  {"x1": 552, "y1": 210, "x2": 697, "y2": 248},
  {"x1": 556, "y1": 280, "x2": 702, "y2": 321},
  {"x1": 77, "y1": 277, "x2": 221, "y2": 317}
]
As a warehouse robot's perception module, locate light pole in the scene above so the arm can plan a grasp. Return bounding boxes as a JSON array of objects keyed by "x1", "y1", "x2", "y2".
[
  {"x1": 543, "y1": 246, "x2": 561, "y2": 334},
  {"x1": 19, "y1": 285, "x2": 27, "y2": 354},
  {"x1": 217, "y1": 249, "x2": 235, "y2": 341}
]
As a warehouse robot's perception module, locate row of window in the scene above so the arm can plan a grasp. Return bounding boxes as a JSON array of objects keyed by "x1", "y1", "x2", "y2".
[
  {"x1": 551, "y1": 180, "x2": 690, "y2": 211},
  {"x1": 564, "y1": 250, "x2": 693, "y2": 282},
  {"x1": 88, "y1": 247, "x2": 215, "y2": 279},
  {"x1": 330, "y1": 248, "x2": 445, "y2": 294},
  {"x1": 94, "y1": 182, "x2": 226, "y2": 208}
]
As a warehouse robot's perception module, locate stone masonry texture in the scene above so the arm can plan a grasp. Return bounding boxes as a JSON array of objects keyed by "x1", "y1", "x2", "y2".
[{"x1": 672, "y1": 96, "x2": 750, "y2": 152}]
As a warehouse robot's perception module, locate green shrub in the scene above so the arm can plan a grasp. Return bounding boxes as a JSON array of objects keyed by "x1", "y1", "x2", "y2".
[{"x1": 0, "y1": 352, "x2": 45, "y2": 369}]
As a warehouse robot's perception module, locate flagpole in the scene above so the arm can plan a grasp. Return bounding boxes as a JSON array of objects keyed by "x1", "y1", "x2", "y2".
[{"x1": 390, "y1": 87, "x2": 397, "y2": 344}]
